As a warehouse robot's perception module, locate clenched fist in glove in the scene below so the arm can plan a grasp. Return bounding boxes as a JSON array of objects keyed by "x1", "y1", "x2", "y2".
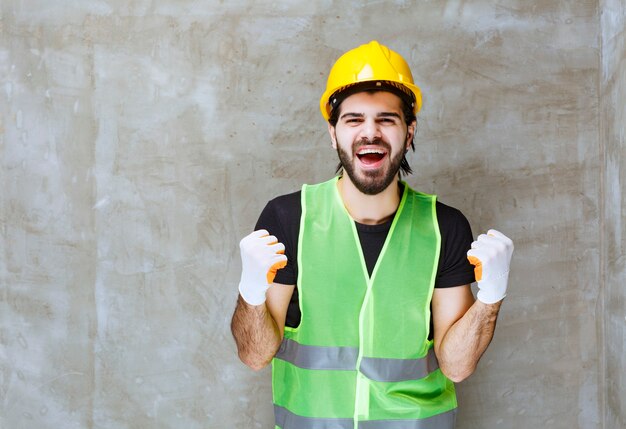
[
  {"x1": 238, "y1": 229, "x2": 288, "y2": 306},
  {"x1": 467, "y1": 229, "x2": 514, "y2": 304}
]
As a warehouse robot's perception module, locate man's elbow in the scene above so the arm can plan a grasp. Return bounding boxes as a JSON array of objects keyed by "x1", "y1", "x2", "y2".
[
  {"x1": 440, "y1": 363, "x2": 476, "y2": 383},
  {"x1": 238, "y1": 351, "x2": 273, "y2": 371}
]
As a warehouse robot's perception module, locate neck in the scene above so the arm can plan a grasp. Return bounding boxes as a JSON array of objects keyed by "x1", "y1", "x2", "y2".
[{"x1": 336, "y1": 176, "x2": 402, "y2": 225}]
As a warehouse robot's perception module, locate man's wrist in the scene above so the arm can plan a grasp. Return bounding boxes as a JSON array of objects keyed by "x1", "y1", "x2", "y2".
[
  {"x1": 476, "y1": 286, "x2": 506, "y2": 305},
  {"x1": 238, "y1": 281, "x2": 268, "y2": 306}
]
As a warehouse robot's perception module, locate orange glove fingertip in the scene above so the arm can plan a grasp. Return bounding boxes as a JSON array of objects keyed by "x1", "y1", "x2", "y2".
[
  {"x1": 266, "y1": 260, "x2": 288, "y2": 284},
  {"x1": 467, "y1": 255, "x2": 483, "y2": 282}
]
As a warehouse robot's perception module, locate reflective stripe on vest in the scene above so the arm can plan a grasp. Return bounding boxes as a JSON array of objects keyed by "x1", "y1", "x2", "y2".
[
  {"x1": 275, "y1": 405, "x2": 457, "y2": 429},
  {"x1": 276, "y1": 338, "x2": 440, "y2": 382}
]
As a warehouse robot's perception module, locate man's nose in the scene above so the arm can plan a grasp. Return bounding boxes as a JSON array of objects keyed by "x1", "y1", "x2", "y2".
[{"x1": 360, "y1": 118, "x2": 382, "y2": 141}]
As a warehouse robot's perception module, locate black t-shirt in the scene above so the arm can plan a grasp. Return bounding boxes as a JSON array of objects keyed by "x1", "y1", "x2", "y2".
[{"x1": 255, "y1": 184, "x2": 475, "y2": 329}]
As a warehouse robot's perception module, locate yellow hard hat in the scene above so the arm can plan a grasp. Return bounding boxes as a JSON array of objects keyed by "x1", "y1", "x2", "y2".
[{"x1": 319, "y1": 40, "x2": 422, "y2": 120}]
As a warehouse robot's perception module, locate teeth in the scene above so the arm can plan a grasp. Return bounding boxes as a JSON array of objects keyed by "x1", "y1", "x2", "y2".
[{"x1": 357, "y1": 149, "x2": 385, "y2": 155}]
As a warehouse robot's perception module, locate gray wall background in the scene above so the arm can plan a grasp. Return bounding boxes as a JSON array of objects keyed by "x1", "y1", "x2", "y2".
[
  {"x1": 601, "y1": 0, "x2": 626, "y2": 427},
  {"x1": 0, "y1": 1, "x2": 624, "y2": 428}
]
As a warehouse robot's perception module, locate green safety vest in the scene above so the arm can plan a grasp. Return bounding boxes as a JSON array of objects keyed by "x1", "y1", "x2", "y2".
[{"x1": 272, "y1": 177, "x2": 457, "y2": 429}]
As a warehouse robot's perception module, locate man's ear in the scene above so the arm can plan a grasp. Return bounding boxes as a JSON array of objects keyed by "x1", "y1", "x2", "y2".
[
  {"x1": 405, "y1": 120, "x2": 416, "y2": 150},
  {"x1": 328, "y1": 122, "x2": 338, "y2": 149}
]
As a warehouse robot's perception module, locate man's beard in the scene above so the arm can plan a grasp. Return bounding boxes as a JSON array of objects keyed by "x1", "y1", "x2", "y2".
[{"x1": 336, "y1": 137, "x2": 405, "y2": 195}]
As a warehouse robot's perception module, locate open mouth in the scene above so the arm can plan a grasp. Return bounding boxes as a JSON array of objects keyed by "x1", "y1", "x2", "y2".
[{"x1": 356, "y1": 147, "x2": 387, "y2": 167}]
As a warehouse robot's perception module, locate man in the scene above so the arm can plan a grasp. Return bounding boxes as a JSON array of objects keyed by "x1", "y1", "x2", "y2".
[{"x1": 231, "y1": 41, "x2": 513, "y2": 429}]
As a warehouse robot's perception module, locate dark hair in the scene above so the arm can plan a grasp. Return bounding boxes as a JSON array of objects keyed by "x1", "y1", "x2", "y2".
[{"x1": 328, "y1": 89, "x2": 417, "y2": 176}]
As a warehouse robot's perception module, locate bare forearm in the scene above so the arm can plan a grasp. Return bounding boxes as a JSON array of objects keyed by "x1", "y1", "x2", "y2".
[
  {"x1": 437, "y1": 299, "x2": 502, "y2": 382},
  {"x1": 231, "y1": 295, "x2": 282, "y2": 370}
]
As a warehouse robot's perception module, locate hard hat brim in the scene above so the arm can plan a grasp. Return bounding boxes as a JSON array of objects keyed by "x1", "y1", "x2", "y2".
[{"x1": 320, "y1": 79, "x2": 422, "y2": 121}]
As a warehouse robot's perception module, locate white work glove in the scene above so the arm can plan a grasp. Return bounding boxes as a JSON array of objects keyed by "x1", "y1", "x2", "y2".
[
  {"x1": 467, "y1": 229, "x2": 514, "y2": 304},
  {"x1": 238, "y1": 229, "x2": 288, "y2": 306}
]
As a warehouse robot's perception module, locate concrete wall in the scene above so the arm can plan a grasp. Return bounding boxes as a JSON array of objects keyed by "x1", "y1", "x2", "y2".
[
  {"x1": 0, "y1": 1, "x2": 618, "y2": 428},
  {"x1": 601, "y1": 0, "x2": 626, "y2": 428}
]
